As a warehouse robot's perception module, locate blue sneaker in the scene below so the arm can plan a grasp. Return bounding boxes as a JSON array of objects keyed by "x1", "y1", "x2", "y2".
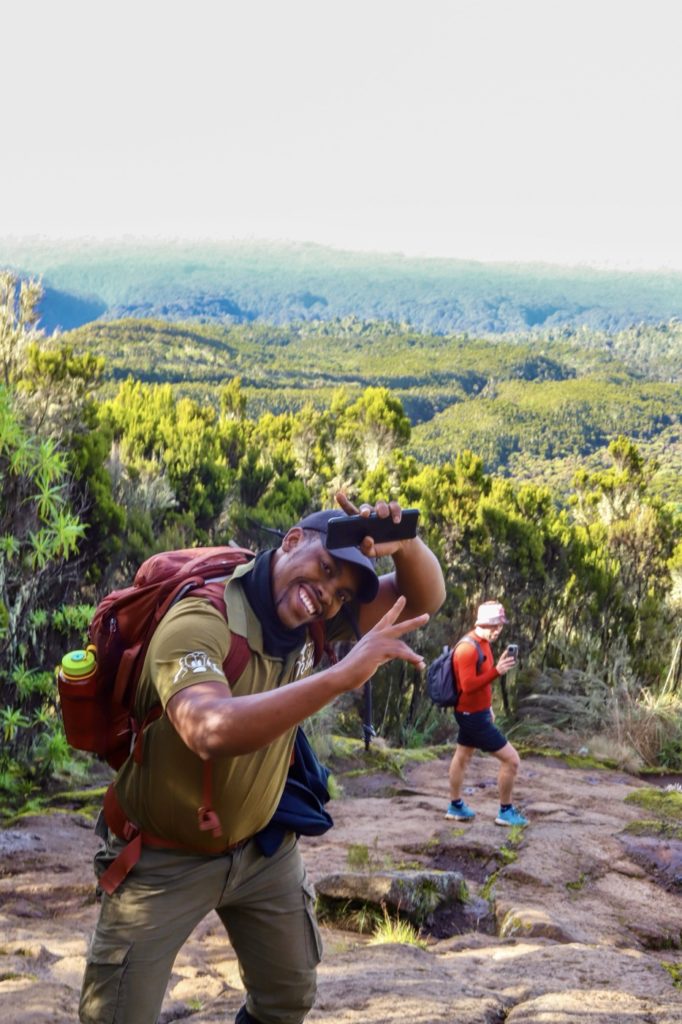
[
  {"x1": 495, "y1": 806, "x2": 528, "y2": 827},
  {"x1": 445, "y1": 800, "x2": 476, "y2": 821}
]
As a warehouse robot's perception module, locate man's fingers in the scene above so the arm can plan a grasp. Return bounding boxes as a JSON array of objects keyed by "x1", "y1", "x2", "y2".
[
  {"x1": 375, "y1": 598, "x2": 429, "y2": 635},
  {"x1": 359, "y1": 536, "x2": 375, "y2": 556},
  {"x1": 382, "y1": 638, "x2": 427, "y2": 671},
  {"x1": 335, "y1": 491, "x2": 359, "y2": 516},
  {"x1": 334, "y1": 494, "x2": 405, "y2": 526},
  {"x1": 400, "y1": 646, "x2": 426, "y2": 670}
]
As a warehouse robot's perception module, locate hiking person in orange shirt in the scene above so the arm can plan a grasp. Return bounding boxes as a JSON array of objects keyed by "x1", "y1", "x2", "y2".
[{"x1": 445, "y1": 601, "x2": 528, "y2": 827}]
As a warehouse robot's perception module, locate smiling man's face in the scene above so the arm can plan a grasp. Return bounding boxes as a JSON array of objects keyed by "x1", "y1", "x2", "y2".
[{"x1": 271, "y1": 529, "x2": 361, "y2": 629}]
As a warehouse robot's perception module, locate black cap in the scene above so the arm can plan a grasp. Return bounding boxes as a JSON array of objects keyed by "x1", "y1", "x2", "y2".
[{"x1": 296, "y1": 509, "x2": 380, "y2": 603}]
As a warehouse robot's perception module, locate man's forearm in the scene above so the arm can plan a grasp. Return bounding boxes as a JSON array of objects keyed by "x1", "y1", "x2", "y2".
[
  {"x1": 168, "y1": 658, "x2": 364, "y2": 760},
  {"x1": 168, "y1": 598, "x2": 429, "y2": 760},
  {"x1": 391, "y1": 537, "x2": 446, "y2": 617}
]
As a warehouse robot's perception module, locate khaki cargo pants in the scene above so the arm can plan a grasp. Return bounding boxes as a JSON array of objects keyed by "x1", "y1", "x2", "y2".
[{"x1": 79, "y1": 824, "x2": 322, "y2": 1024}]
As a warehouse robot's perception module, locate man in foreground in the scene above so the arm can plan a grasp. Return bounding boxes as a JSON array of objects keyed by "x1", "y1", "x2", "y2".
[
  {"x1": 445, "y1": 600, "x2": 528, "y2": 827},
  {"x1": 79, "y1": 494, "x2": 445, "y2": 1024}
]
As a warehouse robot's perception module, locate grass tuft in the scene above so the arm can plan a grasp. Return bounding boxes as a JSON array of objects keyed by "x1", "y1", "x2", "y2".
[
  {"x1": 662, "y1": 961, "x2": 682, "y2": 988},
  {"x1": 625, "y1": 788, "x2": 682, "y2": 821},
  {"x1": 368, "y1": 904, "x2": 427, "y2": 949},
  {"x1": 623, "y1": 819, "x2": 682, "y2": 840}
]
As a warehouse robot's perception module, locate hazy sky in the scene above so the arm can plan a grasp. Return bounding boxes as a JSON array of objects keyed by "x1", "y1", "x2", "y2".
[{"x1": 3, "y1": 0, "x2": 682, "y2": 269}]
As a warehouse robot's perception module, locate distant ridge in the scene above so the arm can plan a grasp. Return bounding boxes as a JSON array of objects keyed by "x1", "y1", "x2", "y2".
[{"x1": 0, "y1": 237, "x2": 681, "y2": 335}]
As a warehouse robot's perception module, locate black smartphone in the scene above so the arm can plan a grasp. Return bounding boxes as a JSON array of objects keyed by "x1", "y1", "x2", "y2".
[
  {"x1": 506, "y1": 644, "x2": 519, "y2": 659},
  {"x1": 325, "y1": 509, "x2": 420, "y2": 549}
]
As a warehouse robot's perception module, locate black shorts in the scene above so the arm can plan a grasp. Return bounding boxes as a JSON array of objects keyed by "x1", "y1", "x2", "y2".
[{"x1": 455, "y1": 709, "x2": 507, "y2": 753}]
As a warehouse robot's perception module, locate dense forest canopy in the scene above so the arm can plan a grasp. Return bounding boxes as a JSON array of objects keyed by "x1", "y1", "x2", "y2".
[
  {"x1": 0, "y1": 265, "x2": 681, "y2": 809},
  {"x1": 57, "y1": 316, "x2": 682, "y2": 507}
]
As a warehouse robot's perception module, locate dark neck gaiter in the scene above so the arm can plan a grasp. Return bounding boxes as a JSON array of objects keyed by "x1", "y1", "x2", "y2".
[{"x1": 240, "y1": 549, "x2": 307, "y2": 658}]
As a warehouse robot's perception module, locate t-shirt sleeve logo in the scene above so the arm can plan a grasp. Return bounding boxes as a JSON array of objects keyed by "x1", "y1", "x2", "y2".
[{"x1": 173, "y1": 650, "x2": 222, "y2": 683}]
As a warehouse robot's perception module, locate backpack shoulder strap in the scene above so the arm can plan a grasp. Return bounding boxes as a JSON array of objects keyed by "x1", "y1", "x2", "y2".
[
  {"x1": 453, "y1": 634, "x2": 486, "y2": 674},
  {"x1": 225, "y1": 633, "x2": 250, "y2": 682},
  {"x1": 191, "y1": 579, "x2": 251, "y2": 682},
  {"x1": 187, "y1": 580, "x2": 252, "y2": 839},
  {"x1": 309, "y1": 619, "x2": 333, "y2": 666}
]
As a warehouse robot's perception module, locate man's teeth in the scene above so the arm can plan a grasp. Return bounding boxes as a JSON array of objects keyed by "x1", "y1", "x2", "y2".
[{"x1": 300, "y1": 588, "x2": 315, "y2": 615}]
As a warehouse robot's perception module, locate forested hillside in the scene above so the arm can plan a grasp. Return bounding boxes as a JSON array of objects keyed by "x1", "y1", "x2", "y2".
[
  {"x1": 60, "y1": 316, "x2": 682, "y2": 505},
  {"x1": 1, "y1": 238, "x2": 682, "y2": 334}
]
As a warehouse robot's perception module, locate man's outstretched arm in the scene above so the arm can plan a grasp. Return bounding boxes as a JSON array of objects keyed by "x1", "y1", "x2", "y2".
[{"x1": 167, "y1": 597, "x2": 428, "y2": 760}]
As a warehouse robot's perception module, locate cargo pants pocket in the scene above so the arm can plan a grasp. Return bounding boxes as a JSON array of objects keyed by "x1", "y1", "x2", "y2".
[
  {"x1": 79, "y1": 935, "x2": 132, "y2": 1024},
  {"x1": 302, "y1": 879, "x2": 323, "y2": 967}
]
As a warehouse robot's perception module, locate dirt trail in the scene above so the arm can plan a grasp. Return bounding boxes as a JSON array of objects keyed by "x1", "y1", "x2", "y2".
[{"x1": 2, "y1": 750, "x2": 682, "y2": 1024}]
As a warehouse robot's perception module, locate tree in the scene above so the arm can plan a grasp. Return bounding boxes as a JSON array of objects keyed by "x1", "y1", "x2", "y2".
[
  {"x1": 339, "y1": 387, "x2": 411, "y2": 474},
  {"x1": 101, "y1": 380, "x2": 232, "y2": 536},
  {"x1": 570, "y1": 437, "x2": 681, "y2": 682},
  {"x1": 0, "y1": 271, "x2": 42, "y2": 388},
  {"x1": 0, "y1": 385, "x2": 87, "y2": 783}
]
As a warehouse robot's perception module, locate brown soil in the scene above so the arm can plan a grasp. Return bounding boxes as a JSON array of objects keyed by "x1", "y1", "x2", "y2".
[{"x1": 2, "y1": 750, "x2": 682, "y2": 1023}]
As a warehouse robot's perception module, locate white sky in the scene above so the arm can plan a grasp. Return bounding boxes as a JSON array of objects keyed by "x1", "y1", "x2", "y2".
[{"x1": 2, "y1": 0, "x2": 682, "y2": 269}]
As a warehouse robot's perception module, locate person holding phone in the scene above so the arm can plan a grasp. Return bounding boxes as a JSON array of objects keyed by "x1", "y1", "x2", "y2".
[
  {"x1": 444, "y1": 600, "x2": 528, "y2": 828},
  {"x1": 79, "y1": 492, "x2": 445, "y2": 1024}
]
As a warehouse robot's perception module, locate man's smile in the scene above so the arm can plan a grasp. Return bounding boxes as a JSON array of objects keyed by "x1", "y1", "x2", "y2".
[{"x1": 299, "y1": 585, "x2": 319, "y2": 618}]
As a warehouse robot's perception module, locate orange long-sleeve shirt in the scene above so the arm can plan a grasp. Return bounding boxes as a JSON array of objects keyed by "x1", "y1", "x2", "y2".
[{"x1": 452, "y1": 633, "x2": 500, "y2": 713}]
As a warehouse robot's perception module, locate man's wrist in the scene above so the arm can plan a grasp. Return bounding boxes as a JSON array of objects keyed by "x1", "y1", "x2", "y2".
[
  {"x1": 390, "y1": 535, "x2": 423, "y2": 565},
  {"x1": 324, "y1": 657, "x2": 366, "y2": 696}
]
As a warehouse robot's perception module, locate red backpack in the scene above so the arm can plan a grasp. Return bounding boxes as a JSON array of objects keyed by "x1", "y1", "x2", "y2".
[{"x1": 58, "y1": 546, "x2": 257, "y2": 770}]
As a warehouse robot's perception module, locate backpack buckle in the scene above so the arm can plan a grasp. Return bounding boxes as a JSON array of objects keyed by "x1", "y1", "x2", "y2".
[
  {"x1": 122, "y1": 819, "x2": 139, "y2": 842},
  {"x1": 197, "y1": 806, "x2": 223, "y2": 838}
]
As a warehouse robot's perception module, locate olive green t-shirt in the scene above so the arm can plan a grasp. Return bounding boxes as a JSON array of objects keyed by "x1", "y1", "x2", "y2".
[{"x1": 114, "y1": 559, "x2": 354, "y2": 851}]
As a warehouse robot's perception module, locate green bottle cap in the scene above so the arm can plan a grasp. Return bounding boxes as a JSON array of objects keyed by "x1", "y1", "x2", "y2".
[{"x1": 61, "y1": 649, "x2": 96, "y2": 677}]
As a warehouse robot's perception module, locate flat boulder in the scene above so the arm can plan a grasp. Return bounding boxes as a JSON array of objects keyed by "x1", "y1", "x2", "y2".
[{"x1": 315, "y1": 868, "x2": 465, "y2": 925}]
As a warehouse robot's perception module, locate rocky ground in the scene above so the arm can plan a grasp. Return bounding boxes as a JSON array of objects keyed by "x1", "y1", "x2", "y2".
[{"x1": 2, "y1": 747, "x2": 682, "y2": 1024}]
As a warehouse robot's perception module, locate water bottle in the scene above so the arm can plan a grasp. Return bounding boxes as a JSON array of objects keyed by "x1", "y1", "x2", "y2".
[{"x1": 57, "y1": 646, "x2": 102, "y2": 752}]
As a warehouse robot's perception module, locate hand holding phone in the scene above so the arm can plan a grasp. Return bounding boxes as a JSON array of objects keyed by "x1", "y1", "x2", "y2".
[
  {"x1": 325, "y1": 509, "x2": 420, "y2": 549},
  {"x1": 497, "y1": 643, "x2": 518, "y2": 676}
]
